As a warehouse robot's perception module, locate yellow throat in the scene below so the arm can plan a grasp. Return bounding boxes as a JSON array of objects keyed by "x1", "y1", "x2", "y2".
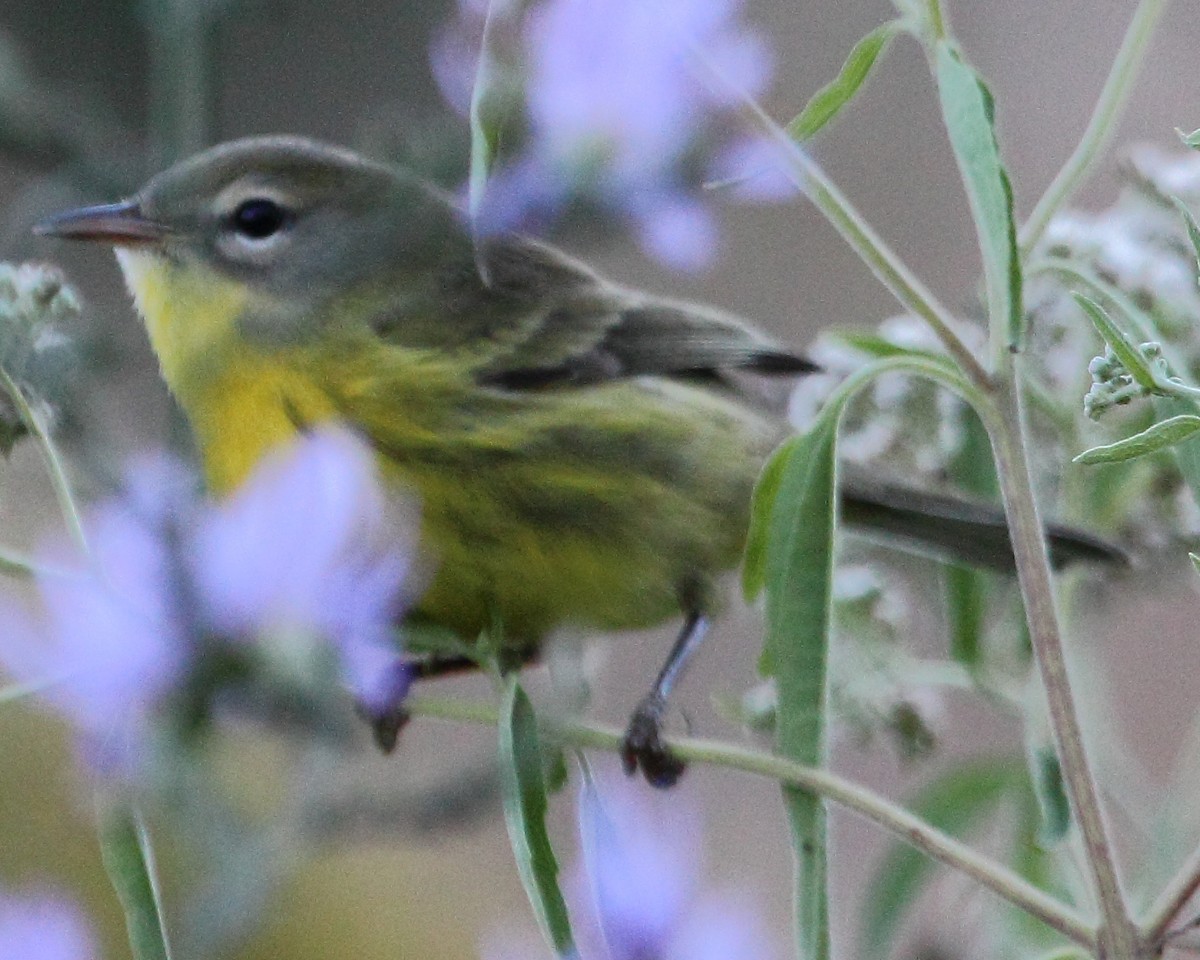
[{"x1": 115, "y1": 249, "x2": 339, "y2": 495}]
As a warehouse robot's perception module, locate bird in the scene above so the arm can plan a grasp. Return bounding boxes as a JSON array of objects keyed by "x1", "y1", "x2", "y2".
[{"x1": 35, "y1": 135, "x2": 1122, "y2": 786}]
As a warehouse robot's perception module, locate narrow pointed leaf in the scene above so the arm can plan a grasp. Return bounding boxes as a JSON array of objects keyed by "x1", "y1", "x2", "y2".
[
  {"x1": 1073, "y1": 294, "x2": 1158, "y2": 389},
  {"x1": 944, "y1": 410, "x2": 997, "y2": 671},
  {"x1": 1073, "y1": 414, "x2": 1200, "y2": 464},
  {"x1": 1155, "y1": 396, "x2": 1200, "y2": 505},
  {"x1": 787, "y1": 22, "x2": 900, "y2": 142},
  {"x1": 1178, "y1": 127, "x2": 1200, "y2": 150},
  {"x1": 1191, "y1": 552, "x2": 1200, "y2": 577},
  {"x1": 758, "y1": 409, "x2": 839, "y2": 960},
  {"x1": 936, "y1": 44, "x2": 1022, "y2": 348},
  {"x1": 862, "y1": 759, "x2": 1021, "y2": 956},
  {"x1": 498, "y1": 678, "x2": 576, "y2": 957},
  {"x1": 743, "y1": 440, "x2": 793, "y2": 601},
  {"x1": 1027, "y1": 743, "x2": 1071, "y2": 844},
  {"x1": 98, "y1": 803, "x2": 173, "y2": 960},
  {"x1": 833, "y1": 330, "x2": 953, "y2": 365},
  {"x1": 467, "y1": 0, "x2": 512, "y2": 226},
  {"x1": 1173, "y1": 196, "x2": 1200, "y2": 283}
]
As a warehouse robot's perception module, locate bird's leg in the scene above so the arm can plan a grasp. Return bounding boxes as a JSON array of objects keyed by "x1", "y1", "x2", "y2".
[{"x1": 621, "y1": 611, "x2": 709, "y2": 789}]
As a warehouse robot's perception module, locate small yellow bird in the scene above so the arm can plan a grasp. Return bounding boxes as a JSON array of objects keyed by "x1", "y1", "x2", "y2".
[{"x1": 37, "y1": 136, "x2": 1118, "y2": 785}]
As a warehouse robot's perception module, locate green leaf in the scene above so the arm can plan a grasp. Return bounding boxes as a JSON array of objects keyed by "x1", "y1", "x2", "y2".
[
  {"x1": 832, "y1": 330, "x2": 950, "y2": 365},
  {"x1": 944, "y1": 409, "x2": 997, "y2": 672},
  {"x1": 786, "y1": 22, "x2": 900, "y2": 142},
  {"x1": 497, "y1": 678, "x2": 576, "y2": 957},
  {"x1": 1073, "y1": 294, "x2": 1158, "y2": 390},
  {"x1": 467, "y1": 0, "x2": 515, "y2": 227},
  {"x1": 743, "y1": 439, "x2": 793, "y2": 601},
  {"x1": 935, "y1": 44, "x2": 1022, "y2": 349},
  {"x1": 1178, "y1": 127, "x2": 1200, "y2": 150},
  {"x1": 98, "y1": 803, "x2": 173, "y2": 960},
  {"x1": 758, "y1": 409, "x2": 839, "y2": 960},
  {"x1": 944, "y1": 564, "x2": 985, "y2": 666},
  {"x1": 1173, "y1": 196, "x2": 1200, "y2": 283},
  {"x1": 1009, "y1": 779, "x2": 1073, "y2": 952},
  {"x1": 1155, "y1": 396, "x2": 1200, "y2": 506},
  {"x1": 1073, "y1": 414, "x2": 1200, "y2": 464},
  {"x1": 1027, "y1": 743, "x2": 1071, "y2": 844},
  {"x1": 1191, "y1": 552, "x2": 1200, "y2": 576},
  {"x1": 862, "y1": 759, "x2": 1022, "y2": 956}
]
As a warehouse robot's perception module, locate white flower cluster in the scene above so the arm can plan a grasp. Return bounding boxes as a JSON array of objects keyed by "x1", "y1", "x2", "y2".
[{"x1": 791, "y1": 146, "x2": 1200, "y2": 548}]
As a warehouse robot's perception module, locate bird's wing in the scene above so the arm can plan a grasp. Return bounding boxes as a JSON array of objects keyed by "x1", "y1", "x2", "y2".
[{"x1": 468, "y1": 236, "x2": 819, "y2": 390}]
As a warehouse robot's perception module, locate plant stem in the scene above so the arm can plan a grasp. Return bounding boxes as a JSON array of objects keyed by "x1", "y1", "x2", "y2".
[
  {"x1": 987, "y1": 367, "x2": 1138, "y2": 959},
  {"x1": 405, "y1": 695, "x2": 1095, "y2": 949},
  {"x1": 1018, "y1": 0, "x2": 1169, "y2": 257},
  {"x1": 1142, "y1": 842, "x2": 1200, "y2": 946},
  {"x1": 925, "y1": 0, "x2": 947, "y2": 41},
  {"x1": 797, "y1": 159, "x2": 991, "y2": 388},
  {"x1": 0, "y1": 369, "x2": 89, "y2": 558},
  {"x1": 689, "y1": 48, "x2": 991, "y2": 390},
  {"x1": 143, "y1": 0, "x2": 219, "y2": 169}
]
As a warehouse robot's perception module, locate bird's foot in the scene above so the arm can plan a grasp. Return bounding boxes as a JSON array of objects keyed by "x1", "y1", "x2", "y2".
[
  {"x1": 357, "y1": 699, "x2": 411, "y2": 753},
  {"x1": 621, "y1": 693, "x2": 686, "y2": 789},
  {"x1": 354, "y1": 659, "x2": 417, "y2": 753}
]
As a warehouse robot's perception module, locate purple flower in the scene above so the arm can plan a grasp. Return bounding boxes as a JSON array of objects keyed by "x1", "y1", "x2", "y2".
[
  {"x1": 484, "y1": 772, "x2": 777, "y2": 960},
  {"x1": 0, "y1": 426, "x2": 415, "y2": 766},
  {"x1": 0, "y1": 887, "x2": 97, "y2": 960},
  {"x1": 433, "y1": 0, "x2": 778, "y2": 270},
  {"x1": 189, "y1": 427, "x2": 415, "y2": 714},
  {"x1": 577, "y1": 776, "x2": 700, "y2": 958},
  {"x1": 0, "y1": 456, "x2": 192, "y2": 771}
]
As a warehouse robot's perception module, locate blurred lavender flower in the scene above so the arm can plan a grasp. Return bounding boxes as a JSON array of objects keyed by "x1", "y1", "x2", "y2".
[
  {"x1": 0, "y1": 455, "x2": 193, "y2": 772},
  {"x1": 485, "y1": 773, "x2": 776, "y2": 960},
  {"x1": 432, "y1": 0, "x2": 787, "y2": 269},
  {"x1": 0, "y1": 887, "x2": 97, "y2": 960},
  {"x1": 190, "y1": 427, "x2": 415, "y2": 717},
  {"x1": 0, "y1": 426, "x2": 414, "y2": 771}
]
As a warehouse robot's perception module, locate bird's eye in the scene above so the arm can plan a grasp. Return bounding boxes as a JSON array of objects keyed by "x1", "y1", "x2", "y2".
[{"x1": 230, "y1": 198, "x2": 290, "y2": 240}]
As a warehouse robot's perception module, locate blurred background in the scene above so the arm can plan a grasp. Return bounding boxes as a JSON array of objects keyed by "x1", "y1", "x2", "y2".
[{"x1": 3, "y1": 1, "x2": 1200, "y2": 958}]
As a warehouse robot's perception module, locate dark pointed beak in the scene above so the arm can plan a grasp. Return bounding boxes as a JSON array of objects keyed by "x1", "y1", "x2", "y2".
[{"x1": 33, "y1": 200, "x2": 171, "y2": 247}]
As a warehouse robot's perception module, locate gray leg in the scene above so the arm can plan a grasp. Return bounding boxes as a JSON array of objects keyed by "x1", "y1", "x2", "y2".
[{"x1": 621, "y1": 612, "x2": 710, "y2": 788}]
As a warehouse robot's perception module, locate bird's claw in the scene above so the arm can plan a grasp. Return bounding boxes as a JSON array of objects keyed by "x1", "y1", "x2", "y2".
[
  {"x1": 357, "y1": 700, "x2": 411, "y2": 753},
  {"x1": 621, "y1": 693, "x2": 686, "y2": 789}
]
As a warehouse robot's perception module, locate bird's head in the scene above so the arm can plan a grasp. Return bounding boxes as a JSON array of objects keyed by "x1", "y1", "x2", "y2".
[{"x1": 35, "y1": 136, "x2": 453, "y2": 380}]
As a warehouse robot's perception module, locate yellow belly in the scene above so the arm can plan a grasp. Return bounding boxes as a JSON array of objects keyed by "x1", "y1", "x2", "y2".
[{"x1": 167, "y1": 338, "x2": 770, "y2": 647}]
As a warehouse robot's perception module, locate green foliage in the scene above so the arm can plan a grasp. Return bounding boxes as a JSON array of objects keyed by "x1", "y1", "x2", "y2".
[
  {"x1": 862, "y1": 759, "x2": 1024, "y2": 956},
  {"x1": 98, "y1": 803, "x2": 174, "y2": 960},
  {"x1": 944, "y1": 410, "x2": 998, "y2": 673},
  {"x1": 787, "y1": 22, "x2": 901, "y2": 143},
  {"x1": 0, "y1": 262, "x2": 80, "y2": 454},
  {"x1": 1178, "y1": 126, "x2": 1200, "y2": 149},
  {"x1": 1074, "y1": 414, "x2": 1200, "y2": 464},
  {"x1": 753, "y1": 404, "x2": 840, "y2": 960},
  {"x1": 935, "y1": 44, "x2": 1022, "y2": 349},
  {"x1": 498, "y1": 679, "x2": 576, "y2": 958},
  {"x1": 1076, "y1": 294, "x2": 1159, "y2": 391},
  {"x1": 1026, "y1": 744, "x2": 1071, "y2": 845}
]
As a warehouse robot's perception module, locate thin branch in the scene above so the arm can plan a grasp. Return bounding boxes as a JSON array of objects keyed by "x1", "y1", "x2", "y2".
[
  {"x1": 405, "y1": 695, "x2": 1096, "y2": 950},
  {"x1": 0, "y1": 369, "x2": 88, "y2": 558},
  {"x1": 987, "y1": 370, "x2": 1138, "y2": 958},
  {"x1": 1143, "y1": 842, "x2": 1200, "y2": 946},
  {"x1": 1018, "y1": 0, "x2": 1170, "y2": 256}
]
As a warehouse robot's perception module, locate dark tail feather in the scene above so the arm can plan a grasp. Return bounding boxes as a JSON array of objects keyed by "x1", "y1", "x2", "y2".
[{"x1": 840, "y1": 479, "x2": 1127, "y2": 572}]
